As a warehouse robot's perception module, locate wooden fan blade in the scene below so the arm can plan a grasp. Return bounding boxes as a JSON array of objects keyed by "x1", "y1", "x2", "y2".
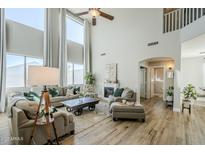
[
  {"x1": 99, "y1": 11, "x2": 114, "y2": 20},
  {"x1": 76, "y1": 11, "x2": 89, "y2": 16},
  {"x1": 92, "y1": 17, "x2": 96, "y2": 25}
]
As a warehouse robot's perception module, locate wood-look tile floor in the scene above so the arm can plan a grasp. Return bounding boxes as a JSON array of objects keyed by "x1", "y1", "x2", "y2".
[
  {"x1": 1, "y1": 97, "x2": 205, "y2": 145},
  {"x1": 62, "y1": 97, "x2": 205, "y2": 145}
]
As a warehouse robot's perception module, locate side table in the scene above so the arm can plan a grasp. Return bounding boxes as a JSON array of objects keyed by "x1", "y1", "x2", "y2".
[{"x1": 182, "y1": 100, "x2": 192, "y2": 114}]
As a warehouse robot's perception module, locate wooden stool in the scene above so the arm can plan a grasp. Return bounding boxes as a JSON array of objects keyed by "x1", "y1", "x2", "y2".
[{"x1": 182, "y1": 100, "x2": 192, "y2": 114}]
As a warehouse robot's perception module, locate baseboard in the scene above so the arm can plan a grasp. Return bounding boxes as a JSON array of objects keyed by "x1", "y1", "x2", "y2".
[{"x1": 173, "y1": 107, "x2": 181, "y2": 112}]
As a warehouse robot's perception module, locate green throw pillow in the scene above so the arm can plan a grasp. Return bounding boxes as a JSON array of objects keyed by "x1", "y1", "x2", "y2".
[
  {"x1": 73, "y1": 87, "x2": 80, "y2": 95},
  {"x1": 48, "y1": 88, "x2": 59, "y2": 97},
  {"x1": 114, "y1": 88, "x2": 124, "y2": 97},
  {"x1": 24, "y1": 92, "x2": 33, "y2": 101},
  {"x1": 29, "y1": 91, "x2": 40, "y2": 102},
  {"x1": 24, "y1": 91, "x2": 40, "y2": 102}
]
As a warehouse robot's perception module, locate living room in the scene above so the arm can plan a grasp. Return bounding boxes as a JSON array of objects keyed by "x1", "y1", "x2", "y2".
[{"x1": 1, "y1": 1, "x2": 205, "y2": 153}]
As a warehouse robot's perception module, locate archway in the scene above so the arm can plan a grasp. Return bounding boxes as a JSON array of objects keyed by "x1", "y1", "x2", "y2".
[{"x1": 138, "y1": 57, "x2": 175, "y2": 106}]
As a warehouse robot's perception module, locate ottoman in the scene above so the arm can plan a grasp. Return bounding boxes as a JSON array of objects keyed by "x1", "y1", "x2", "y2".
[{"x1": 110, "y1": 102, "x2": 145, "y2": 122}]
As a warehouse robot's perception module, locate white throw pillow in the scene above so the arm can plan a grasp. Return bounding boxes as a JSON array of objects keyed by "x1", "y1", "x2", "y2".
[{"x1": 66, "y1": 88, "x2": 74, "y2": 96}]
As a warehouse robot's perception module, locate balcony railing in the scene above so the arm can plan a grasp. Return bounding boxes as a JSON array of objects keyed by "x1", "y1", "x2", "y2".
[{"x1": 163, "y1": 8, "x2": 205, "y2": 33}]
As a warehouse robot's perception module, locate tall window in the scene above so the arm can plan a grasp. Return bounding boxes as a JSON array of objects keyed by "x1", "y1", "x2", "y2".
[
  {"x1": 67, "y1": 63, "x2": 73, "y2": 85},
  {"x1": 6, "y1": 54, "x2": 43, "y2": 88},
  {"x1": 5, "y1": 8, "x2": 44, "y2": 30},
  {"x1": 5, "y1": 8, "x2": 44, "y2": 88},
  {"x1": 74, "y1": 64, "x2": 84, "y2": 84},
  {"x1": 6, "y1": 55, "x2": 25, "y2": 88},
  {"x1": 66, "y1": 17, "x2": 84, "y2": 85}
]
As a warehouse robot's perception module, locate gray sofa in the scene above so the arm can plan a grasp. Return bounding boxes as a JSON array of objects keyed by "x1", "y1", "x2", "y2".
[
  {"x1": 6, "y1": 86, "x2": 80, "y2": 108},
  {"x1": 10, "y1": 106, "x2": 74, "y2": 145}
]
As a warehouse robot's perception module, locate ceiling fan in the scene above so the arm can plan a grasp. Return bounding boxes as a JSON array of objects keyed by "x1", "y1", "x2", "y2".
[{"x1": 76, "y1": 8, "x2": 114, "y2": 26}]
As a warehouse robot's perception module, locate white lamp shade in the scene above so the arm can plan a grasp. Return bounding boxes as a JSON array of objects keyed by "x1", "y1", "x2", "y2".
[{"x1": 28, "y1": 66, "x2": 59, "y2": 86}]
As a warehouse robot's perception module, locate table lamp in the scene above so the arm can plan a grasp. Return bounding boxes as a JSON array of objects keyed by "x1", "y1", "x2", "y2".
[{"x1": 28, "y1": 66, "x2": 60, "y2": 145}]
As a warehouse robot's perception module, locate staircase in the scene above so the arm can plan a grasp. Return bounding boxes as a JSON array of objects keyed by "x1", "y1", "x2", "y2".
[{"x1": 163, "y1": 8, "x2": 205, "y2": 33}]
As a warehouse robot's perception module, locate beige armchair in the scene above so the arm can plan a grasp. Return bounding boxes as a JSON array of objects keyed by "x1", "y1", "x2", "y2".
[{"x1": 10, "y1": 106, "x2": 75, "y2": 145}]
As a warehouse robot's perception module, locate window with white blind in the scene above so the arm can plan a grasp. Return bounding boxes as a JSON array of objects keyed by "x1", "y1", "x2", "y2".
[
  {"x1": 5, "y1": 8, "x2": 44, "y2": 31},
  {"x1": 5, "y1": 9, "x2": 44, "y2": 88},
  {"x1": 66, "y1": 17, "x2": 84, "y2": 85}
]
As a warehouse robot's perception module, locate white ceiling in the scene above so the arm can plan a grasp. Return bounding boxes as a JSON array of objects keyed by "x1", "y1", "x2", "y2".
[{"x1": 181, "y1": 33, "x2": 205, "y2": 58}]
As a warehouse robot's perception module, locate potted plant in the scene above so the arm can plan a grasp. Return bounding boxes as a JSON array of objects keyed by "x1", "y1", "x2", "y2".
[
  {"x1": 84, "y1": 72, "x2": 95, "y2": 85},
  {"x1": 166, "y1": 86, "x2": 174, "y2": 101},
  {"x1": 182, "y1": 84, "x2": 197, "y2": 102}
]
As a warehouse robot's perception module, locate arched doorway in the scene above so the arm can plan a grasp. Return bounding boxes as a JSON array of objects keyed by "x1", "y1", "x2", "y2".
[{"x1": 138, "y1": 57, "x2": 175, "y2": 104}]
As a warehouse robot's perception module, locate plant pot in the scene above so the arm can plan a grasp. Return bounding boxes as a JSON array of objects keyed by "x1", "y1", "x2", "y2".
[{"x1": 166, "y1": 96, "x2": 173, "y2": 102}]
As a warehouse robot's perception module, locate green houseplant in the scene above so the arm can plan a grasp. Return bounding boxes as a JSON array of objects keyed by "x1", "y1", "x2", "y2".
[
  {"x1": 166, "y1": 86, "x2": 174, "y2": 101},
  {"x1": 182, "y1": 84, "x2": 197, "y2": 101},
  {"x1": 84, "y1": 72, "x2": 95, "y2": 85}
]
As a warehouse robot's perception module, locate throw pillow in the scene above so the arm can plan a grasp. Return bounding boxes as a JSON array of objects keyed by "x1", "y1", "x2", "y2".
[
  {"x1": 114, "y1": 88, "x2": 124, "y2": 97},
  {"x1": 29, "y1": 91, "x2": 40, "y2": 102},
  {"x1": 57, "y1": 87, "x2": 68, "y2": 96},
  {"x1": 125, "y1": 90, "x2": 134, "y2": 98},
  {"x1": 24, "y1": 92, "x2": 34, "y2": 101},
  {"x1": 24, "y1": 91, "x2": 40, "y2": 102},
  {"x1": 48, "y1": 88, "x2": 59, "y2": 97},
  {"x1": 16, "y1": 100, "x2": 39, "y2": 119},
  {"x1": 58, "y1": 87, "x2": 64, "y2": 96},
  {"x1": 74, "y1": 87, "x2": 80, "y2": 95},
  {"x1": 121, "y1": 88, "x2": 129, "y2": 98},
  {"x1": 121, "y1": 88, "x2": 134, "y2": 98},
  {"x1": 66, "y1": 88, "x2": 74, "y2": 96}
]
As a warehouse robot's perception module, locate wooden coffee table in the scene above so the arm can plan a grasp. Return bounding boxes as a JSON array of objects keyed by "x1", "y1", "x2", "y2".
[{"x1": 62, "y1": 97, "x2": 100, "y2": 116}]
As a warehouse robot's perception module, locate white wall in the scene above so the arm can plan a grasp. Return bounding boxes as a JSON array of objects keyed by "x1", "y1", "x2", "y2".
[
  {"x1": 181, "y1": 16, "x2": 205, "y2": 42},
  {"x1": 91, "y1": 8, "x2": 181, "y2": 111},
  {"x1": 181, "y1": 57, "x2": 205, "y2": 93}
]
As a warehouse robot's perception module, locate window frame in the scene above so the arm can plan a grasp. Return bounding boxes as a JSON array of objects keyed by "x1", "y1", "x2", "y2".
[
  {"x1": 67, "y1": 62, "x2": 84, "y2": 86},
  {"x1": 6, "y1": 53, "x2": 43, "y2": 88}
]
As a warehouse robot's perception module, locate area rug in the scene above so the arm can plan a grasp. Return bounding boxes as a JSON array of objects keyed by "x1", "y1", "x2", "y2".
[{"x1": 58, "y1": 100, "x2": 111, "y2": 134}]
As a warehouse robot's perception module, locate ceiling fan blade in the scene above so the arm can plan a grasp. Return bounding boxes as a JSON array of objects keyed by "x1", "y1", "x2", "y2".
[
  {"x1": 92, "y1": 17, "x2": 96, "y2": 26},
  {"x1": 76, "y1": 11, "x2": 89, "y2": 16},
  {"x1": 99, "y1": 11, "x2": 114, "y2": 20}
]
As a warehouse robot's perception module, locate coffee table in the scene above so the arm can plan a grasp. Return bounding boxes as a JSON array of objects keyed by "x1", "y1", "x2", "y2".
[{"x1": 62, "y1": 97, "x2": 100, "y2": 116}]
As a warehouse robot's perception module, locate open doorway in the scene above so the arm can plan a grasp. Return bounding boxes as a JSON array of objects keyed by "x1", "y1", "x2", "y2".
[
  {"x1": 139, "y1": 57, "x2": 175, "y2": 103},
  {"x1": 140, "y1": 66, "x2": 147, "y2": 101},
  {"x1": 151, "y1": 67, "x2": 164, "y2": 98},
  {"x1": 181, "y1": 33, "x2": 205, "y2": 106}
]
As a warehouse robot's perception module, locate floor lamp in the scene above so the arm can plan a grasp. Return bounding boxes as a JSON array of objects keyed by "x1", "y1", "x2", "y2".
[{"x1": 27, "y1": 66, "x2": 60, "y2": 145}]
